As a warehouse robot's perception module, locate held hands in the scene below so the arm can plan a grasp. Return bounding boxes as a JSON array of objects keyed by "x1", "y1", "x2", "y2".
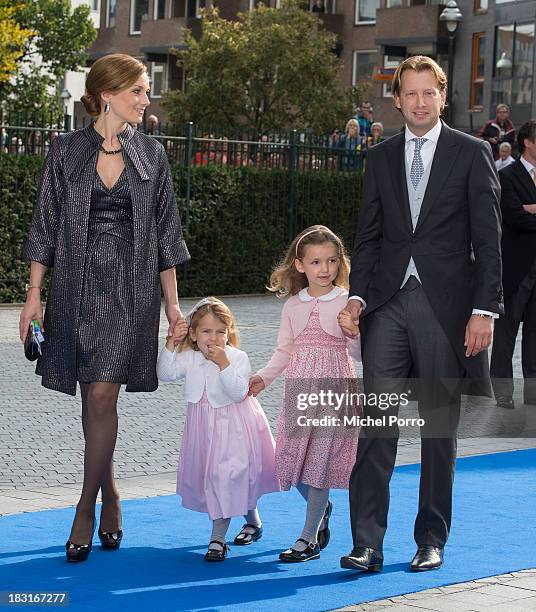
[
  {"x1": 204, "y1": 344, "x2": 230, "y2": 370},
  {"x1": 338, "y1": 301, "x2": 362, "y2": 339},
  {"x1": 248, "y1": 375, "x2": 265, "y2": 397},
  {"x1": 165, "y1": 319, "x2": 188, "y2": 351},
  {"x1": 522, "y1": 204, "x2": 536, "y2": 215},
  {"x1": 338, "y1": 309, "x2": 359, "y2": 337},
  {"x1": 165, "y1": 303, "x2": 184, "y2": 337},
  {"x1": 464, "y1": 314, "x2": 493, "y2": 357}
]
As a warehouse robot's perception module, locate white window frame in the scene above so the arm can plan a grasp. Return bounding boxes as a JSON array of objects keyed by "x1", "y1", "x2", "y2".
[
  {"x1": 106, "y1": 0, "x2": 116, "y2": 28},
  {"x1": 130, "y1": 0, "x2": 143, "y2": 35},
  {"x1": 196, "y1": 0, "x2": 208, "y2": 17},
  {"x1": 352, "y1": 49, "x2": 377, "y2": 86},
  {"x1": 153, "y1": 0, "x2": 166, "y2": 20},
  {"x1": 249, "y1": 0, "x2": 258, "y2": 10},
  {"x1": 386, "y1": 0, "x2": 402, "y2": 7},
  {"x1": 128, "y1": 0, "x2": 151, "y2": 36},
  {"x1": 382, "y1": 54, "x2": 400, "y2": 97},
  {"x1": 150, "y1": 62, "x2": 167, "y2": 98},
  {"x1": 354, "y1": 0, "x2": 379, "y2": 25},
  {"x1": 91, "y1": 0, "x2": 100, "y2": 11}
]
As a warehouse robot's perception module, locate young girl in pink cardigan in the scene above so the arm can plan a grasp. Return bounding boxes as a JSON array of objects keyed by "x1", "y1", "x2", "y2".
[{"x1": 249, "y1": 225, "x2": 361, "y2": 563}]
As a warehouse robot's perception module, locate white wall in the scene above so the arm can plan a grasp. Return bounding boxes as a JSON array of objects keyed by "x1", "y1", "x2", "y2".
[
  {"x1": 63, "y1": 1, "x2": 101, "y2": 117},
  {"x1": 71, "y1": 0, "x2": 101, "y2": 29}
]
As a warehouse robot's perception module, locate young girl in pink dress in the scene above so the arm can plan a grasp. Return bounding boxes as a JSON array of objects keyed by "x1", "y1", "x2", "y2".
[
  {"x1": 157, "y1": 297, "x2": 279, "y2": 562},
  {"x1": 249, "y1": 225, "x2": 361, "y2": 563}
]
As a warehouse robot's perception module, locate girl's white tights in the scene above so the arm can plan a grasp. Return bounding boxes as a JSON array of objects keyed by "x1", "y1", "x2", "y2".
[
  {"x1": 294, "y1": 482, "x2": 330, "y2": 551},
  {"x1": 208, "y1": 508, "x2": 262, "y2": 550}
]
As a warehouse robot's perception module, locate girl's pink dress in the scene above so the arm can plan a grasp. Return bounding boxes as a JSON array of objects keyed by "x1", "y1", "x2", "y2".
[
  {"x1": 275, "y1": 304, "x2": 359, "y2": 490},
  {"x1": 177, "y1": 391, "x2": 279, "y2": 520}
]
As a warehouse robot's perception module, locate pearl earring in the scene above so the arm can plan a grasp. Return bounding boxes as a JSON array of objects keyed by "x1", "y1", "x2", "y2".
[{"x1": 104, "y1": 102, "x2": 110, "y2": 114}]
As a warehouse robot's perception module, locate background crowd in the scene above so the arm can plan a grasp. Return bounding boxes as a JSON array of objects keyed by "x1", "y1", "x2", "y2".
[{"x1": 0, "y1": 101, "x2": 526, "y2": 176}]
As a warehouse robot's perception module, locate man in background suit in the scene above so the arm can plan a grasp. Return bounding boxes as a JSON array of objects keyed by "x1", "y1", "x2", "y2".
[
  {"x1": 491, "y1": 120, "x2": 536, "y2": 409},
  {"x1": 339, "y1": 56, "x2": 503, "y2": 573}
]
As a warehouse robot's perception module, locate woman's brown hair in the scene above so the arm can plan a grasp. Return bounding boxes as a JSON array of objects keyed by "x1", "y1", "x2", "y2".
[
  {"x1": 81, "y1": 53, "x2": 147, "y2": 117},
  {"x1": 267, "y1": 225, "x2": 350, "y2": 298},
  {"x1": 180, "y1": 298, "x2": 240, "y2": 352}
]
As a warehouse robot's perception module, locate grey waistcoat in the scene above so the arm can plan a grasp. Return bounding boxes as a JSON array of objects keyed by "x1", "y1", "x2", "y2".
[{"x1": 401, "y1": 152, "x2": 434, "y2": 287}]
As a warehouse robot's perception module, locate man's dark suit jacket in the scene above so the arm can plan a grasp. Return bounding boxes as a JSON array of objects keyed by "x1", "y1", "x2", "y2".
[
  {"x1": 349, "y1": 123, "x2": 503, "y2": 386},
  {"x1": 498, "y1": 159, "x2": 536, "y2": 299}
]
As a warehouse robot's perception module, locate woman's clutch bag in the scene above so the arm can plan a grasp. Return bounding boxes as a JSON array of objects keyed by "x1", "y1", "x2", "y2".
[{"x1": 24, "y1": 319, "x2": 45, "y2": 361}]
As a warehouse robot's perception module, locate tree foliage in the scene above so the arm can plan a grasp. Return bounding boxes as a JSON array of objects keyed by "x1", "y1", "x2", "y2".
[
  {"x1": 163, "y1": 0, "x2": 371, "y2": 134},
  {"x1": 0, "y1": 0, "x2": 96, "y2": 115},
  {"x1": 0, "y1": 2, "x2": 33, "y2": 84}
]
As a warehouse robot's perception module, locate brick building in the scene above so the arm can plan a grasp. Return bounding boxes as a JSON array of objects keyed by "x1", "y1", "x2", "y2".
[{"x1": 73, "y1": 0, "x2": 535, "y2": 134}]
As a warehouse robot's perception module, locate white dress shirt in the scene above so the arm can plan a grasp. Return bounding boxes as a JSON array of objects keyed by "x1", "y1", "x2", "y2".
[
  {"x1": 351, "y1": 120, "x2": 497, "y2": 318},
  {"x1": 520, "y1": 155, "x2": 535, "y2": 180}
]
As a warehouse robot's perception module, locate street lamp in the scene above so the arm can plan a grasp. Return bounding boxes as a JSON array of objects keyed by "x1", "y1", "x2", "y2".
[
  {"x1": 496, "y1": 52, "x2": 512, "y2": 71},
  {"x1": 440, "y1": 0, "x2": 463, "y2": 126},
  {"x1": 60, "y1": 88, "x2": 72, "y2": 131}
]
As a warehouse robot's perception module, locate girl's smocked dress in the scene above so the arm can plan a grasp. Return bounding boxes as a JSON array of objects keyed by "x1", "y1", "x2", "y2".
[
  {"x1": 257, "y1": 287, "x2": 360, "y2": 492},
  {"x1": 275, "y1": 304, "x2": 358, "y2": 490}
]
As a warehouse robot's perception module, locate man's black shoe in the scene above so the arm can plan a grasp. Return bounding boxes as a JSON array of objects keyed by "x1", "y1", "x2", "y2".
[
  {"x1": 340, "y1": 546, "x2": 383, "y2": 572},
  {"x1": 496, "y1": 396, "x2": 515, "y2": 409},
  {"x1": 410, "y1": 545, "x2": 443, "y2": 571}
]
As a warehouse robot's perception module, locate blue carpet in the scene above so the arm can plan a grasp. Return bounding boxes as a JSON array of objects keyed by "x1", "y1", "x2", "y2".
[{"x1": 1, "y1": 449, "x2": 535, "y2": 612}]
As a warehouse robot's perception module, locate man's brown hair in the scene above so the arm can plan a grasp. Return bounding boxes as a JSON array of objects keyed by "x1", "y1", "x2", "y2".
[{"x1": 391, "y1": 55, "x2": 447, "y2": 98}]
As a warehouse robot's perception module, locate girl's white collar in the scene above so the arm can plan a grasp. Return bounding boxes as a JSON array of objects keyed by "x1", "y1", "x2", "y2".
[{"x1": 298, "y1": 286, "x2": 342, "y2": 302}]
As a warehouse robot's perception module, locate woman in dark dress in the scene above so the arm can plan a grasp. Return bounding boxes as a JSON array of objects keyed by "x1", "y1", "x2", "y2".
[{"x1": 19, "y1": 54, "x2": 190, "y2": 562}]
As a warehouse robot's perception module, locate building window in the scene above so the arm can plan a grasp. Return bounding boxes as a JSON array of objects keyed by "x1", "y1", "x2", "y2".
[
  {"x1": 474, "y1": 0, "x2": 488, "y2": 13},
  {"x1": 309, "y1": 0, "x2": 337, "y2": 12},
  {"x1": 154, "y1": 0, "x2": 166, "y2": 19},
  {"x1": 172, "y1": 0, "x2": 185, "y2": 18},
  {"x1": 196, "y1": 0, "x2": 207, "y2": 17},
  {"x1": 380, "y1": 55, "x2": 400, "y2": 97},
  {"x1": 354, "y1": 0, "x2": 380, "y2": 25},
  {"x1": 492, "y1": 22, "x2": 534, "y2": 121},
  {"x1": 151, "y1": 62, "x2": 167, "y2": 98},
  {"x1": 470, "y1": 32, "x2": 485, "y2": 109},
  {"x1": 249, "y1": 0, "x2": 259, "y2": 10},
  {"x1": 91, "y1": 0, "x2": 99, "y2": 10},
  {"x1": 386, "y1": 0, "x2": 402, "y2": 7},
  {"x1": 352, "y1": 50, "x2": 378, "y2": 86},
  {"x1": 130, "y1": 0, "x2": 149, "y2": 34},
  {"x1": 106, "y1": 0, "x2": 116, "y2": 27},
  {"x1": 513, "y1": 23, "x2": 534, "y2": 109}
]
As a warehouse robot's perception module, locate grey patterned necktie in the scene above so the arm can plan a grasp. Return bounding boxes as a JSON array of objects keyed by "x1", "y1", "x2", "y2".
[{"x1": 410, "y1": 137, "x2": 428, "y2": 189}]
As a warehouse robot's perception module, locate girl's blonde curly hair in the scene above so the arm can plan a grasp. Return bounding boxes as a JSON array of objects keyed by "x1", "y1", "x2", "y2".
[{"x1": 267, "y1": 225, "x2": 350, "y2": 298}]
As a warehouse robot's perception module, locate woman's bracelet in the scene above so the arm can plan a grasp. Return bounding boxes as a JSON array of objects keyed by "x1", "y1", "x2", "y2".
[{"x1": 25, "y1": 284, "x2": 42, "y2": 292}]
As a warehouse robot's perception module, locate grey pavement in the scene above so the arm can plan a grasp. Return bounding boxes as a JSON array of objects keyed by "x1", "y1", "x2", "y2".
[{"x1": 0, "y1": 296, "x2": 535, "y2": 611}]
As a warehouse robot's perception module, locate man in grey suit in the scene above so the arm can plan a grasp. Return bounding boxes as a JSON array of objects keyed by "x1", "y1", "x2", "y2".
[{"x1": 339, "y1": 56, "x2": 503, "y2": 572}]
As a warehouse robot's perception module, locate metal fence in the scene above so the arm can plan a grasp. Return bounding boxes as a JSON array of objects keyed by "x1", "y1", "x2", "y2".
[
  {"x1": 0, "y1": 112, "x2": 366, "y2": 172},
  {"x1": 0, "y1": 113, "x2": 363, "y2": 299}
]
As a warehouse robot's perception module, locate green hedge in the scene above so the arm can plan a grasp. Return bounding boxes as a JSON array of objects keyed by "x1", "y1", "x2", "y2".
[{"x1": 0, "y1": 155, "x2": 361, "y2": 302}]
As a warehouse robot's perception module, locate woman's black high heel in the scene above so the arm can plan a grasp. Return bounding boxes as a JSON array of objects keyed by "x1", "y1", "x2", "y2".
[
  {"x1": 98, "y1": 527, "x2": 123, "y2": 550},
  {"x1": 65, "y1": 517, "x2": 96, "y2": 563}
]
